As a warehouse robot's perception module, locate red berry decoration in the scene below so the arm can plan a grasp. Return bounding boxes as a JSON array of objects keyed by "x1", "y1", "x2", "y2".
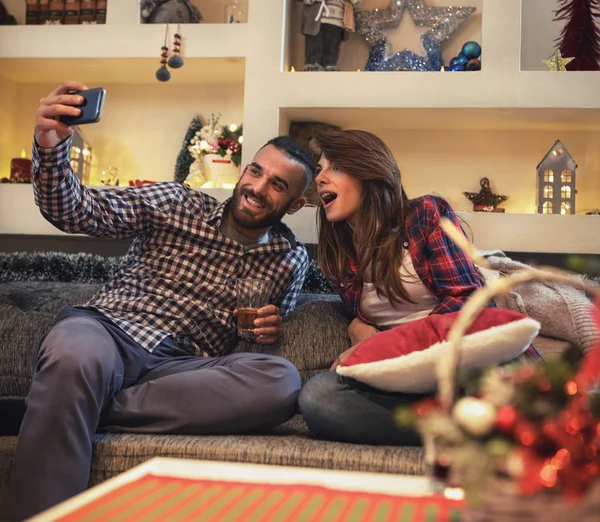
[{"x1": 496, "y1": 405, "x2": 518, "y2": 434}]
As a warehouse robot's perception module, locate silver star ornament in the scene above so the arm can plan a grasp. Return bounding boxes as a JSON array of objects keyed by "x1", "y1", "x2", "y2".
[{"x1": 355, "y1": 0, "x2": 476, "y2": 72}]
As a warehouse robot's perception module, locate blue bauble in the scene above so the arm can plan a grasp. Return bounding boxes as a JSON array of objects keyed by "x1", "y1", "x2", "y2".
[
  {"x1": 457, "y1": 55, "x2": 469, "y2": 66},
  {"x1": 168, "y1": 55, "x2": 184, "y2": 69},
  {"x1": 155, "y1": 67, "x2": 171, "y2": 82},
  {"x1": 449, "y1": 57, "x2": 460, "y2": 68},
  {"x1": 461, "y1": 41, "x2": 481, "y2": 60},
  {"x1": 450, "y1": 64, "x2": 465, "y2": 72}
]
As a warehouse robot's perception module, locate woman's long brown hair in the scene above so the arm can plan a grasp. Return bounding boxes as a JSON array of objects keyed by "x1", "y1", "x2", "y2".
[{"x1": 314, "y1": 130, "x2": 414, "y2": 306}]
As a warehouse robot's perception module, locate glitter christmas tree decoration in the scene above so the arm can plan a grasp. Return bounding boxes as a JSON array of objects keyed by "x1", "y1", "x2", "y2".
[{"x1": 553, "y1": 0, "x2": 600, "y2": 71}]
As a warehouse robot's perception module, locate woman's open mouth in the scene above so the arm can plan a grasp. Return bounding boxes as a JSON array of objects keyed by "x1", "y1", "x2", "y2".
[{"x1": 320, "y1": 192, "x2": 338, "y2": 209}]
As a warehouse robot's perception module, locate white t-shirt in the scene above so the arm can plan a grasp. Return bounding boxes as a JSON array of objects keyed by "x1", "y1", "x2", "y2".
[{"x1": 359, "y1": 249, "x2": 438, "y2": 328}]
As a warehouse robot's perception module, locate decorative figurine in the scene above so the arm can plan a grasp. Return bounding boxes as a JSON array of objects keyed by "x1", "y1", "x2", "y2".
[
  {"x1": 463, "y1": 177, "x2": 509, "y2": 212},
  {"x1": 141, "y1": 0, "x2": 202, "y2": 24},
  {"x1": 298, "y1": 0, "x2": 361, "y2": 71}
]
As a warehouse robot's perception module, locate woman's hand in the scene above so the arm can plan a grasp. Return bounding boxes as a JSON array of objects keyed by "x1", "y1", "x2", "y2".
[
  {"x1": 35, "y1": 81, "x2": 88, "y2": 149},
  {"x1": 330, "y1": 344, "x2": 360, "y2": 371},
  {"x1": 347, "y1": 317, "x2": 377, "y2": 346}
]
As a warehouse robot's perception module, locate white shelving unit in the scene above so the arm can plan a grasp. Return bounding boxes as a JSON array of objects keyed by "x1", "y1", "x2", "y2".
[{"x1": 0, "y1": 0, "x2": 599, "y2": 253}]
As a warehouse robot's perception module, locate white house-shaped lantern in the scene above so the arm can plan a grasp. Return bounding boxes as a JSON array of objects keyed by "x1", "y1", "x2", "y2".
[{"x1": 536, "y1": 140, "x2": 577, "y2": 215}]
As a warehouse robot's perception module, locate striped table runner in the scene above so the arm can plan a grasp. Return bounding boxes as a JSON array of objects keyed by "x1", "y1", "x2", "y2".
[{"x1": 57, "y1": 474, "x2": 464, "y2": 521}]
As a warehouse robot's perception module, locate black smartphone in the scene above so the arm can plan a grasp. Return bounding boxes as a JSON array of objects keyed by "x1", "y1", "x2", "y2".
[{"x1": 59, "y1": 87, "x2": 106, "y2": 126}]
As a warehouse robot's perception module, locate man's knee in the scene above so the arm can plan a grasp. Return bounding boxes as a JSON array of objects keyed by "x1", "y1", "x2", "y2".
[
  {"x1": 37, "y1": 316, "x2": 117, "y2": 379},
  {"x1": 238, "y1": 354, "x2": 301, "y2": 427}
]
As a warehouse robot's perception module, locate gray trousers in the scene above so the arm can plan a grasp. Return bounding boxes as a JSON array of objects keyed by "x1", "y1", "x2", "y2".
[{"x1": 8, "y1": 307, "x2": 300, "y2": 521}]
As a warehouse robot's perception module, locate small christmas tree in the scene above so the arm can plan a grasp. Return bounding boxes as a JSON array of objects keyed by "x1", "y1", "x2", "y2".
[
  {"x1": 174, "y1": 116, "x2": 203, "y2": 184},
  {"x1": 554, "y1": 0, "x2": 600, "y2": 70}
]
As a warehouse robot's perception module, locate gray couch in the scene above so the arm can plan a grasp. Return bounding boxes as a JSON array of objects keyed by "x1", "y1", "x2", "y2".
[{"x1": 0, "y1": 253, "x2": 425, "y2": 520}]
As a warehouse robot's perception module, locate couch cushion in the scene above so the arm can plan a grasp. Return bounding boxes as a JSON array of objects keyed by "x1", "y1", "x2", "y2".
[
  {"x1": 0, "y1": 282, "x2": 103, "y2": 434},
  {"x1": 0, "y1": 282, "x2": 102, "y2": 397},
  {"x1": 337, "y1": 308, "x2": 540, "y2": 393}
]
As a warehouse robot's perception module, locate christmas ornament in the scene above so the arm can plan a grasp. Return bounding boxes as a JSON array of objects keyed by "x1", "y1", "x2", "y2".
[
  {"x1": 542, "y1": 49, "x2": 575, "y2": 71},
  {"x1": 480, "y1": 367, "x2": 516, "y2": 408},
  {"x1": 461, "y1": 41, "x2": 481, "y2": 60},
  {"x1": 496, "y1": 405, "x2": 518, "y2": 434},
  {"x1": 554, "y1": 0, "x2": 600, "y2": 71},
  {"x1": 184, "y1": 159, "x2": 206, "y2": 188},
  {"x1": 167, "y1": 24, "x2": 184, "y2": 69},
  {"x1": 463, "y1": 177, "x2": 509, "y2": 212},
  {"x1": 156, "y1": 25, "x2": 171, "y2": 82},
  {"x1": 446, "y1": 40, "x2": 481, "y2": 72},
  {"x1": 356, "y1": 0, "x2": 476, "y2": 72},
  {"x1": 453, "y1": 397, "x2": 497, "y2": 437},
  {"x1": 465, "y1": 58, "x2": 481, "y2": 71}
]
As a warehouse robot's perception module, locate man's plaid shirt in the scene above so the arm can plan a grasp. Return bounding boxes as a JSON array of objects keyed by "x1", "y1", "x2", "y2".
[
  {"x1": 32, "y1": 137, "x2": 309, "y2": 357},
  {"x1": 334, "y1": 195, "x2": 542, "y2": 362}
]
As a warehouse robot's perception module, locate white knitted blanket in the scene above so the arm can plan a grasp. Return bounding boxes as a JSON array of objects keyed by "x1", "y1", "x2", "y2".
[{"x1": 478, "y1": 254, "x2": 599, "y2": 351}]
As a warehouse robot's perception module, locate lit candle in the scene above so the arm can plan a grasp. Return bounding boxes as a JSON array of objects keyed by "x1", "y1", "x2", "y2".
[{"x1": 10, "y1": 149, "x2": 32, "y2": 182}]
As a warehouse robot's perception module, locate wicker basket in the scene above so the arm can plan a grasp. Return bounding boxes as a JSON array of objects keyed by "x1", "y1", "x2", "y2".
[
  {"x1": 466, "y1": 478, "x2": 600, "y2": 522},
  {"x1": 435, "y1": 218, "x2": 600, "y2": 521}
]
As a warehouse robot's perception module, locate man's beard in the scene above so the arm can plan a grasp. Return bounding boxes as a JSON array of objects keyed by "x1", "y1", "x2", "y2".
[{"x1": 229, "y1": 186, "x2": 293, "y2": 230}]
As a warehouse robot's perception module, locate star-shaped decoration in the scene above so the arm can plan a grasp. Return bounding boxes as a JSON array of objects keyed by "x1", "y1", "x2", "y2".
[
  {"x1": 355, "y1": 0, "x2": 476, "y2": 71},
  {"x1": 542, "y1": 49, "x2": 575, "y2": 71},
  {"x1": 463, "y1": 177, "x2": 508, "y2": 212}
]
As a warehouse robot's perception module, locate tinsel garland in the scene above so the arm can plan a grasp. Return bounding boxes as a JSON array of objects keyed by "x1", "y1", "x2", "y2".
[
  {"x1": 0, "y1": 252, "x2": 121, "y2": 284},
  {"x1": 0, "y1": 252, "x2": 334, "y2": 293}
]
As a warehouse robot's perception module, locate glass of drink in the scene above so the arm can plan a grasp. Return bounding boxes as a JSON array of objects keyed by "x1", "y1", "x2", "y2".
[{"x1": 235, "y1": 278, "x2": 272, "y2": 339}]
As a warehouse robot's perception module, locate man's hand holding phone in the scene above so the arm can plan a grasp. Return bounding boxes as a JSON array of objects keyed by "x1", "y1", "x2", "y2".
[
  {"x1": 36, "y1": 81, "x2": 88, "y2": 149},
  {"x1": 36, "y1": 81, "x2": 105, "y2": 149}
]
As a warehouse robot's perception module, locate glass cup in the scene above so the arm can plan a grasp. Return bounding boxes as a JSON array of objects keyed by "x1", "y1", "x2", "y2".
[{"x1": 235, "y1": 278, "x2": 272, "y2": 339}]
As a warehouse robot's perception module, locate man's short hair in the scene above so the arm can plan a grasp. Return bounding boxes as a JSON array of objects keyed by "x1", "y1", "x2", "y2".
[{"x1": 263, "y1": 136, "x2": 316, "y2": 190}]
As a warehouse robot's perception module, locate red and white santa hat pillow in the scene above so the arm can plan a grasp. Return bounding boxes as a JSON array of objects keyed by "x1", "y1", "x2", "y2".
[{"x1": 337, "y1": 308, "x2": 540, "y2": 393}]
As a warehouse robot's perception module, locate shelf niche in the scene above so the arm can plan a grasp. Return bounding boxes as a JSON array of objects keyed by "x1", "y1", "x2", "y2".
[
  {"x1": 0, "y1": 57, "x2": 245, "y2": 188},
  {"x1": 281, "y1": 106, "x2": 600, "y2": 216},
  {"x1": 284, "y1": 0, "x2": 482, "y2": 73}
]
